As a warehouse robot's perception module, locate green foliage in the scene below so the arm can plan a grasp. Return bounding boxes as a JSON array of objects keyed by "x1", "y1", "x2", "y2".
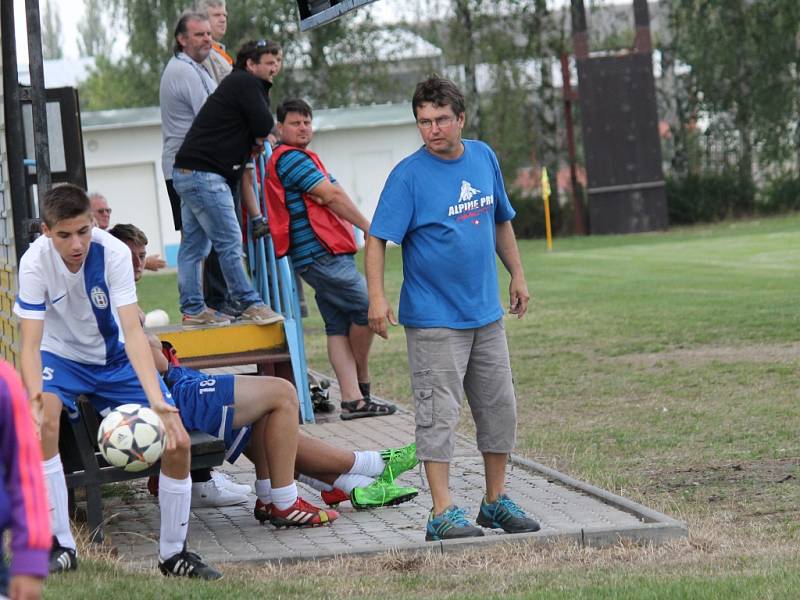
[
  {"x1": 41, "y1": 0, "x2": 63, "y2": 60},
  {"x1": 79, "y1": 55, "x2": 162, "y2": 111},
  {"x1": 508, "y1": 188, "x2": 567, "y2": 239},
  {"x1": 759, "y1": 175, "x2": 800, "y2": 215},
  {"x1": 666, "y1": 1, "x2": 800, "y2": 178},
  {"x1": 79, "y1": 0, "x2": 393, "y2": 111},
  {"x1": 77, "y1": 0, "x2": 112, "y2": 57},
  {"x1": 665, "y1": 172, "x2": 755, "y2": 225}
]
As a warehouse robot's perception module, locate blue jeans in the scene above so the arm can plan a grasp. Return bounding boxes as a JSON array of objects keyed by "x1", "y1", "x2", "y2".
[
  {"x1": 173, "y1": 169, "x2": 262, "y2": 315},
  {"x1": 297, "y1": 253, "x2": 368, "y2": 336}
]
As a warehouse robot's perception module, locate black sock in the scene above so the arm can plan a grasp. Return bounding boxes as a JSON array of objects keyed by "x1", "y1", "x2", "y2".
[
  {"x1": 191, "y1": 468, "x2": 212, "y2": 483},
  {"x1": 358, "y1": 382, "x2": 371, "y2": 399}
]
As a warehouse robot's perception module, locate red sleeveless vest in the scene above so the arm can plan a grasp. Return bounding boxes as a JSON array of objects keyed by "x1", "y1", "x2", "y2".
[{"x1": 265, "y1": 144, "x2": 357, "y2": 259}]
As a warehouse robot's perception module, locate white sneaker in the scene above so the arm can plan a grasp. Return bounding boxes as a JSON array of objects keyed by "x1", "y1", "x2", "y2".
[
  {"x1": 191, "y1": 479, "x2": 248, "y2": 508},
  {"x1": 211, "y1": 471, "x2": 251, "y2": 496}
]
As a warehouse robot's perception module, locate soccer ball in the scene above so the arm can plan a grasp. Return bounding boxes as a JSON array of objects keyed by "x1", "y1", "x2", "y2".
[
  {"x1": 144, "y1": 309, "x2": 170, "y2": 328},
  {"x1": 97, "y1": 404, "x2": 166, "y2": 472}
]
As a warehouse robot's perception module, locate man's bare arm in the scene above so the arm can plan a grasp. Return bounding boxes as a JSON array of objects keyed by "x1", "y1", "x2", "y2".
[
  {"x1": 118, "y1": 304, "x2": 186, "y2": 451},
  {"x1": 118, "y1": 304, "x2": 174, "y2": 411},
  {"x1": 308, "y1": 179, "x2": 370, "y2": 233},
  {"x1": 495, "y1": 221, "x2": 530, "y2": 318},
  {"x1": 365, "y1": 236, "x2": 397, "y2": 339},
  {"x1": 19, "y1": 318, "x2": 45, "y2": 401}
]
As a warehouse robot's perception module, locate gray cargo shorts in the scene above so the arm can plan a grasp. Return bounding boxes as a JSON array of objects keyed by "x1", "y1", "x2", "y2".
[{"x1": 405, "y1": 319, "x2": 517, "y2": 462}]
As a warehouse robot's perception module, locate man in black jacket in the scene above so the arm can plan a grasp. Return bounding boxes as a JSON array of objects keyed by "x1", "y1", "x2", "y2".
[{"x1": 173, "y1": 40, "x2": 282, "y2": 326}]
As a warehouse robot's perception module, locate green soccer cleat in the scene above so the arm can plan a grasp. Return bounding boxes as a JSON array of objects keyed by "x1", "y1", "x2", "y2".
[
  {"x1": 378, "y1": 442, "x2": 419, "y2": 484},
  {"x1": 350, "y1": 479, "x2": 419, "y2": 509}
]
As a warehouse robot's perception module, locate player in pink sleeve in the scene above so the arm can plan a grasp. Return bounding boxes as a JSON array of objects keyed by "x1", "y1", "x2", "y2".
[{"x1": 0, "y1": 360, "x2": 51, "y2": 599}]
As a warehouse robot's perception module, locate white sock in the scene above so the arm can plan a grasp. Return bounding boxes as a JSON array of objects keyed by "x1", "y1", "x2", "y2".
[
  {"x1": 351, "y1": 451, "x2": 385, "y2": 478},
  {"x1": 297, "y1": 474, "x2": 334, "y2": 492},
  {"x1": 333, "y1": 473, "x2": 374, "y2": 494},
  {"x1": 255, "y1": 479, "x2": 272, "y2": 504},
  {"x1": 43, "y1": 454, "x2": 76, "y2": 551},
  {"x1": 271, "y1": 482, "x2": 298, "y2": 510},
  {"x1": 158, "y1": 473, "x2": 191, "y2": 561}
]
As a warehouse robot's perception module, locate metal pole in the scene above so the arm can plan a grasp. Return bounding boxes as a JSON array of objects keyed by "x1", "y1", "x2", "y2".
[
  {"x1": 570, "y1": 0, "x2": 589, "y2": 60},
  {"x1": 1, "y1": 0, "x2": 37, "y2": 261},
  {"x1": 25, "y1": 0, "x2": 51, "y2": 197},
  {"x1": 632, "y1": 0, "x2": 653, "y2": 54},
  {"x1": 560, "y1": 53, "x2": 587, "y2": 235}
]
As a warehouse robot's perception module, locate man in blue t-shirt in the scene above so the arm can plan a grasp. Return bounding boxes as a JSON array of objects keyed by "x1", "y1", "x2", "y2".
[{"x1": 366, "y1": 76, "x2": 540, "y2": 541}]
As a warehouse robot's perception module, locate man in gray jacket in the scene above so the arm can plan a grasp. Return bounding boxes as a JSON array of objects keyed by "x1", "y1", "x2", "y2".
[
  {"x1": 159, "y1": 12, "x2": 217, "y2": 231},
  {"x1": 159, "y1": 11, "x2": 216, "y2": 232}
]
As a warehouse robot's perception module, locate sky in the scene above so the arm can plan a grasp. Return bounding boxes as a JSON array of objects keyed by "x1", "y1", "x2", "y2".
[{"x1": 14, "y1": 0, "x2": 83, "y2": 62}]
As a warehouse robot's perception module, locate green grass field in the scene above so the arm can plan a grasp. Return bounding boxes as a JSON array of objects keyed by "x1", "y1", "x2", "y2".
[{"x1": 50, "y1": 213, "x2": 800, "y2": 598}]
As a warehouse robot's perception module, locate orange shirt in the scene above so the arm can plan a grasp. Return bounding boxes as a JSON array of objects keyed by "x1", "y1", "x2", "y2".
[{"x1": 213, "y1": 41, "x2": 233, "y2": 65}]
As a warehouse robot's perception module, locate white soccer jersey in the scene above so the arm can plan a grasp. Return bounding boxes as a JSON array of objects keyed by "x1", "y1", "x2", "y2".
[{"x1": 14, "y1": 228, "x2": 138, "y2": 365}]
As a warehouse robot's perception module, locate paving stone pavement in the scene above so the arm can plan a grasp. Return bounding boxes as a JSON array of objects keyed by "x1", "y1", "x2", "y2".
[{"x1": 97, "y1": 369, "x2": 686, "y2": 568}]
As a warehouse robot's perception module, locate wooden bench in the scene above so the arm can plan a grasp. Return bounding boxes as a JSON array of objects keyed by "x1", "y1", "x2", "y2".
[
  {"x1": 153, "y1": 320, "x2": 294, "y2": 381},
  {"x1": 60, "y1": 397, "x2": 225, "y2": 543}
]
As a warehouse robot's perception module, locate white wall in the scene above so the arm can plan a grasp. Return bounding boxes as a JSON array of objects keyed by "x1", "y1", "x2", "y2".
[
  {"x1": 81, "y1": 120, "x2": 421, "y2": 266},
  {"x1": 82, "y1": 124, "x2": 176, "y2": 264},
  {"x1": 309, "y1": 124, "x2": 422, "y2": 220}
]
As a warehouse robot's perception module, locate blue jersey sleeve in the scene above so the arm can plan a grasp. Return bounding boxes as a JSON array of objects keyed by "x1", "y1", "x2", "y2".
[
  {"x1": 487, "y1": 145, "x2": 515, "y2": 223},
  {"x1": 276, "y1": 150, "x2": 326, "y2": 193},
  {"x1": 370, "y1": 165, "x2": 414, "y2": 244}
]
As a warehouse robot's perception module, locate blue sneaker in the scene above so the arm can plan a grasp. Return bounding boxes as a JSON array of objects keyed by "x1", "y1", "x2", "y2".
[
  {"x1": 425, "y1": 505, "x2": 484, "y2": 541},
  {"x1": 476, "y1": 494, "x2": 540, "y2": 534}
]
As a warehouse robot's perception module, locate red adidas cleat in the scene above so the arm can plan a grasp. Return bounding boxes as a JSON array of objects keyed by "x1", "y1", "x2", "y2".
[
  {"x1": 268, "y1": 496, "x2": 339, "y2": 528},
  {"x1": 320, "y1": 487, "x2": 350, "y2": 507},
  {"x1": 254, "y1": 499, "x2": 273, "y2": 524}
]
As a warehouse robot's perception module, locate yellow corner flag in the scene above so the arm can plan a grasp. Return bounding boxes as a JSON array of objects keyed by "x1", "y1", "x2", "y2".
[{"x1": 542, "y1": 167, "x2": 553, "y2": 251}]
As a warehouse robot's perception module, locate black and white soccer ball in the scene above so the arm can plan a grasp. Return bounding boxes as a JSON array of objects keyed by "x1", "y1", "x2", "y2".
[{"x1": 97, "y1": 404, "x2": 166, "y2": 472}]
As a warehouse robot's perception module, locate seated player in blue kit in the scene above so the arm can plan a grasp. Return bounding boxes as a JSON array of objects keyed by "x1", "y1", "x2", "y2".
[{"x1": 109, "y1": 223, "x2": 420, "y2": 525}]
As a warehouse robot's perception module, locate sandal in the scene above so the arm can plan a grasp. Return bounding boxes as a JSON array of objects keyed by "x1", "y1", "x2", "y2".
[{"x1": 340, "y1": 396, "x2": 396, "y2": 420}]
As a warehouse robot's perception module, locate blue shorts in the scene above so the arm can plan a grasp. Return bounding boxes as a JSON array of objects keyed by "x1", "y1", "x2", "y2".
[
  {"x1": 297, "y1": 253, "x2": 368, "y2": 336},
  {"x1": 164, "y1": 366, "x2": 252, "y2": 463},
  {"x1": 41, "y1": 351, "x2": 174, "y2": 421}
]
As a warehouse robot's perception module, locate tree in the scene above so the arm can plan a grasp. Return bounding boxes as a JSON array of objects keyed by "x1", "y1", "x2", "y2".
[
  {"x1": 79, "y1": 0, "x2": 391, "y2": 111},
  {"x1": 41, "y1": 0, "x2": 63, "y2": 60},
  {"x1": 452, "y1": 0, "x2": 483, "y2": 138},
  {"x1": 78, "y1": 0, "x2": 112, "y2": 57},
  {"x1": 667, "y1": 0, "x2": 800, "y2": 179}
]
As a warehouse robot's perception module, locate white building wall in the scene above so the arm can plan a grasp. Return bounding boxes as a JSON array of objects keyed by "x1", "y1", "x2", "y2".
[
  {"x1": 307, "y1": 124, "x2": 421, "y2": 219},
  {"x1": 81, "y1": 119, "x2": 421, "y2": 266},
  {"x1": 82, "y1": 124, "x2": 175, "y2": 263}
]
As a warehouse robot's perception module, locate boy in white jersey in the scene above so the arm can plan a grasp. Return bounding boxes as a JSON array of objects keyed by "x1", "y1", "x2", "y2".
[{"x1": 14, "y1": 184, "x2": 221, "y2": 579}]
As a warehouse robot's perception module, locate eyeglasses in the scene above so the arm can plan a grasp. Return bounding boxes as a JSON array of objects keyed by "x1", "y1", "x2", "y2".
[
  {"x1": 417, "y1": 116, "x2": 457, "y2": 130},
  {"x1": 96, "y1": 208, "x2": 112, "y2": 215},
  {"x1": 256, "y1": 39, "x2": 267, "y2": 47}
]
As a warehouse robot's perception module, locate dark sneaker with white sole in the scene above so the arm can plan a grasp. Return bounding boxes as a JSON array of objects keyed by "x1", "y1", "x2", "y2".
[
  {"x1": 425, "y1": 505, "x2": 484, "y2": 541},
  {"x1": 476, "y1": 494, "x2": 541, "y2": 534},
  {"x1": 159, "y1": 545, "x2": 222, "y2": 580},
  {"x1": 49, "y1": 537, "x2": 77, "y2": 573}
]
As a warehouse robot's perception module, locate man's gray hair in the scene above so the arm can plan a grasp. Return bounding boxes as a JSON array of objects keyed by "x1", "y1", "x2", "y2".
[{"x1": 195, "y1": 0, "x2": 226, "y2": 14}]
